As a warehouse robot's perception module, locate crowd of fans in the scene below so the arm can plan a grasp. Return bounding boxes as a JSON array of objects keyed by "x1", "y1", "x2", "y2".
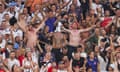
[{"x1": 0, "y1": 0, "x2": 119, "y2": 72}]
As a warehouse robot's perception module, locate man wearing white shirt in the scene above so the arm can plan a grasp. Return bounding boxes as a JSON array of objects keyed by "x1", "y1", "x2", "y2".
[
  {"x1": 7, "y1": 0, "x2": 25, "y2": 20},
  {"x1": 7, "y1": 5, "x2": 19, "y2": 19},
  {"x1": 90, "y1": 0, "x2": 103, "y2": 14},
  {"x1": 31, "y1": 4, "x2": 43, "y2": 21},
  {"x1": 0, "y1": 34, "x2": 6, "y2": 49},
  {"x1": 64, "y1": 0, "x2": 81, "y2": 11},
  {"x1": 0, "y1": 4, "x2": 8, "y2": 24},
  {"x1": 3, "y1": 25, "x2": 23, "y2": 40},
  {"x1": 12, "y1": 24, "x2": 23, "y2": 40},
  {"x1": 4, "y1": 51, "x2": 20, "y2": 71}
]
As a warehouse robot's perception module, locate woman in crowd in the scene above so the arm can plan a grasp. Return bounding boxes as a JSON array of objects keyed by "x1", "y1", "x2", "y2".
[{"x1": 22, "y1": 50, "x2": 39, "y2": 72}]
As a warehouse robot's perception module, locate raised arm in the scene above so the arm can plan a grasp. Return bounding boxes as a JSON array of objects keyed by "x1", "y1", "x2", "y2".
[
  {"x1": 17, "y1": 19, "x2": 27, "y2": 33},
  {"x1": 106, "y1": 36, "x2": 114, "y2": 51},
  {"x1": 89, "y1": 0, "x2": 93, "y2": 9},
  {"x1": 61, "y1": 26, "x2": 71, "y2": 33},
  {"x1": 37, "y1": 40, "x2": 43, "y2": 53},
  {"x1": 31, "y1": 10, "x2": 43, "y2": 24},
  {"x1": 35, "y1": 17, "x2": 47, "y2": 32},
  {"x1": 62, "y1": 0, "x2": 72, "y2": 9},
  {"x1": 80, "y1": 25, "x2": 96, "y2": 33},
  {"x1": 9, "y1": 27, "x2": 15, "y2": 44}
]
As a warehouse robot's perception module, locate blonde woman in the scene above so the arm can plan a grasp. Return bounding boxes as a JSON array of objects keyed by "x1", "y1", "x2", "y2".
[{"x1": 22, "y1": 51, "x2": 39, "y2": 72}]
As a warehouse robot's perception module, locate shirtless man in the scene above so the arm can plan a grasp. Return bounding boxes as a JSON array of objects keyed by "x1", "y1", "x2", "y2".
[
  {"x1": 17, "y1": 13, "x2": 46, "y2": 49},
  {"x1": 62, "y1": 22, "x2": 96, "y2": 58},
  {"x1": 63, "y1": 22, "x2": 95, "y2": 46},
  {"x1": 52, "y1": 32, "x2": 67, "y2": 48}
]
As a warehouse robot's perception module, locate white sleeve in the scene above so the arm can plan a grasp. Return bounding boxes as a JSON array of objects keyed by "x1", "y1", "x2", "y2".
[
  {"x1": 38, "y1": 13, "x2": 43, "y2": 20},
  {"x1": 22, "y1": 59, "x2": 25, "y2": 67},
  {"x1": 91, "y1": 3, "x2": 96, "y2": 10},
  {"x1": 98, "y1": 55, "x2": 102, "y2": 62},
  {"x1": 77, "y1": 0, "x2": 81, "y2": 7},
  {"x1": 17, "y1": 30, "x2": 23, "y2": 40},
  {"x1": 15, "y1": 11, "x2": 19, "y2": 20},
  {"x1": 1, "y1": 40, "x2": 6, "y2": 48},
  {"x1": 16, "y1": 60, "x2": 20, "y2": 66}
]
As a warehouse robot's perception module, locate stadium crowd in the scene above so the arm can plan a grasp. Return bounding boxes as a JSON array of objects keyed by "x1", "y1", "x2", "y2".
[{"x1": 0, "y1": 0, "x2": 119, "y2": 72}]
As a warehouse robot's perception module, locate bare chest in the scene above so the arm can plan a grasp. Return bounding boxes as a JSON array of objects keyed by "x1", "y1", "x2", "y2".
[{"x1": 71, "y1": 30, "x2": 80, "y2": 36}]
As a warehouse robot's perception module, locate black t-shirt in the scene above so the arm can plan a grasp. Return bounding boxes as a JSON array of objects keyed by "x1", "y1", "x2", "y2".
[
  {"x1": 52, "y1": 48, "x2": 61, "y2": 63},
  {"x1": 39, "y1": 33, "x2": 52, "y2": 44},
  {"x1": 72, "y1": 57, "x2": 85, "y2": 68},
  {"x1": 58, "y1": 52, "x2": 71, "y2": 61},
  {"x1": 79, "y1": 0, "x2": 89, "y2": 11},
  {"x1": 102, "y1": 2, "x2": 115, "y2": 16}
]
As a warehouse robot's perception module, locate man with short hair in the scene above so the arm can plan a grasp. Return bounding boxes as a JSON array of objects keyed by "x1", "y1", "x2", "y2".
[
  {"x1": 4, "y1": 51, "x2": 20, "y2": 71},
  {"x1": 62, "y1": 23, "x2": 96, "y2": 58}
]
